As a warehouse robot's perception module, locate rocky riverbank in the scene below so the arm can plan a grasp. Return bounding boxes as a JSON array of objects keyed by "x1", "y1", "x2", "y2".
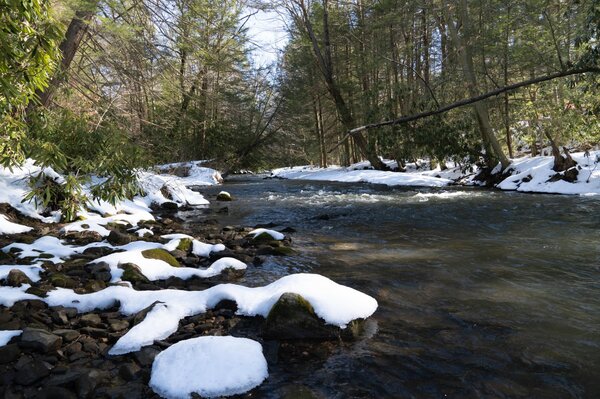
[{"x1": 0, "y1": 182, "x2": 376, "y2": 399}]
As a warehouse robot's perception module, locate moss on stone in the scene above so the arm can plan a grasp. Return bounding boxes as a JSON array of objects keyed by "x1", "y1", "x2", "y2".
[
  {"x1": 176, "y1": 238, "x2": 193, "y2": 252},
  {"x1": 141, "y1": 248, "x2": 180, "y2": 267},
  {"x1": 270, "y1": 246, "x2": 296, "y2": 256},
  {"x1": 251, "y1": 232, "x2": 275, "y2": 244},
  {"x1": 49, "y1": 273, "x2": 77, "y2": 288},
  {"x1": 120, "y1": 263, "x2": 150, "y2": 284}
]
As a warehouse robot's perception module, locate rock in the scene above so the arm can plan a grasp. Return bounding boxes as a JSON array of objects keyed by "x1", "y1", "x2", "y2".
[
  {"x1": 120, "y1": 263, "x2": 149, "y2": 284},
  {"x1": 160, "y1": 201, "x2": 179, "y2": 211},
  {"x1": 251, "y1": 232, "x2": 277, "y2": 244},
  {"x1": 141, "y1": 248, "x2": 180, "y2": 267},
  {"x1": 37, "y1": 386, "x2": 78, "y2": 399},
  {"x1": 133, "y1": 347, "x2": 160, "y2": 367},
  {"x1": 48, "y1": 273, "x2": 77, "y2": 289},
  {"x1": 118, "y1": 362, "x2": 141, "y2": 381},
  {"x1": 263, "y1": 293, "x2": 339, "y2": 340},
  {"x1": 108, "y1": 319, "x2": 129, "y2": 332},
  {"x1": 19, "y1": 328, "x2": 63, "y2": 353},
  {"x1": 15, "y1": 358, "x2": 52, "y2": 385},
  {"x1": 80, "y1": 327, "x2": 108, "y2": 338},
  {"x1": 6, "y1": 269, "x2": 33, "y2": 286},
  {"x1": 176, "y1": 238, "x2": 193, "y2": 252},
  {"x1": 50, "y1": 308, "x2": 69, "y2": 325},
  {"x1": 107, "y1": 230, "x2": 133, "y2": 246},
  {"x1": 85, "y1": 280, "x2": 106, "y2": 292},
  {"x1": 85, "y1": 262, "x2": 112, "y2": 282},
  {"x1": 256, "y1": 245, "x2": 296, "y2": 256},
  {"x1": 0, "y1": 344, "x2": 21, "y2": 364},
  {"x1": 216, "y1": 191, "x2": 233, "y2": 201},
  {"x1": 53, "y1": 329, "x2": 80, "y2": 342},
  {"x1": 79, "y1": 313, "x2": 102, "y2": 327}
]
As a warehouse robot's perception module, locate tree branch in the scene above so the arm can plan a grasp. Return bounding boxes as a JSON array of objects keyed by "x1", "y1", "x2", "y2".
[{"x1": 329, "y1": 66, "x2": 600, "y2": 153}]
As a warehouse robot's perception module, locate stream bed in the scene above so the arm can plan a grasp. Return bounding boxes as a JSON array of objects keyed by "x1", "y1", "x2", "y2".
[{"x1": 186, "y1": 176, "x2": 600, "y2": 398}]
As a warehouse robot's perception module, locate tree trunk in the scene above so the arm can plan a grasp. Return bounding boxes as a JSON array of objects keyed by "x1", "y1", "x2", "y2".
[
  {"x1": 446, "y1": 0, "x2": 510, "y2": 169},
  {"x1": 28, "y1": 8, "x2": 97, "y2": 112},
  {"x1": 292, "y1": 0, "x2": 388, "y2": 170}
]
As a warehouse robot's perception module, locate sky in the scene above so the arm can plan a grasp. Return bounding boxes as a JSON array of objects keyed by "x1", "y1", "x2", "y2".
[{"x1": 245, "y1": 8, "x2": 289, "y2": 67}]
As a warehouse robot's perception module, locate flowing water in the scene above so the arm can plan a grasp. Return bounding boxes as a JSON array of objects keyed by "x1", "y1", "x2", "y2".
[{"x1": 185, "y1": 177, "x2": 600, "y2": 398}]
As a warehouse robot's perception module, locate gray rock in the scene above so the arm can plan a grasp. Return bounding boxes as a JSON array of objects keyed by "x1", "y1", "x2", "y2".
[
  {"x1": 19, "y1": 328, "x2": 63, "y2": 353},
  {"x1": 15, "y1": 358, "x2": 52, "y2": 385},
  {"x1": 133, "y1": 347, "x2": 160, "y2": 366},
  {"x1": 37, "y1": 386, "x2": 78, "y2": 399},
  {"x1": 0, "y1": 343, "x2": 21, "y2": 364},
  {"x1": 6, "y1": 269, "x2": 32, "y2": 286},
  {"x1": 53, "y1": 329, "x2": 80, "y2": 342},
  {"x1": 118, "y1": 362, "x2": 141, "y2": 381},
  {"x1": 108, "y1": 319, "x2": 129, "y2": 332},
  {"x1": 79, "y1": 313, "x2": 102, "y2": 327},
  {"x1": 107, "y1": 230, "x2": 132, "y2": 246}
]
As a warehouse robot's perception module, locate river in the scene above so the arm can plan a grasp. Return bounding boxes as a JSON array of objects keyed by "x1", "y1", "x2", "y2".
[{"x1": 184, "y1": 176, "x2": 600, "y2": 398}]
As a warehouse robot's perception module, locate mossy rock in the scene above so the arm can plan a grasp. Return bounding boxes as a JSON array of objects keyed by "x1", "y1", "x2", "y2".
[
  {"x1": 141, "y1": 248, "x2": 180, "y2": 267},
  {"x1": 48, "y1": 273, "x2": 77, "y2": 289},
  {"x1": 38, "y1": 253, "x2": 55, "y2": 259},
  {"x1": 120, "y1": 263, "x2": 150, "y2": 284},
  {"x1": 251, "y1": 232, "x2": 277, "y2": 244},
  {"x1": 216, "y1": 192, "x2": 233, "y2": 201},
  {"x1": 85, "y1": 280, "x2": 106, "y2": 292},
  {"x1": 264, "y1": 292, "x2": 339, "y2": 340},
  {"x1": 25, "y1": 286, "x2": 51, "y2": 298},
  {"x1": 256, "y1": 245, "x2": 296, "y2": 256},
  {"x1": 176, "y1": 238, "x2": 193, "y2": 253}
]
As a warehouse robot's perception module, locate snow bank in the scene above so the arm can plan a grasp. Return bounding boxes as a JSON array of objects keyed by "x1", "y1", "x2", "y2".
[
  {"x1": 0, "y1": 330, "x2": 22, "y2": 347},
  {"x1": 150, "y1": 336, "x2": 268, "y2": 398},
  {"x1": 497, "y1": 151, "x2": 600, "y2": 195},
  {"x1": 0, "y1": 160, "x2": 61, "y2": 222},
  {"x1": 45, "y1": 273, "x2": 378, "y2": 354},
  {"x1": 0, "y1": 215, "x2": 33, "y2": 235},
  {"x1": 271, "y1": 164, "x2": 452, "y2": 188}
]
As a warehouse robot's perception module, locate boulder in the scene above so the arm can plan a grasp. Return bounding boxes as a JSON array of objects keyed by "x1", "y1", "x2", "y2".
[
  {"x1": 48, "y1": 273, "x2": 77, "y2": 289},
  {"x1": 107, "y1": 230, "x2": 133, "y2": 246},
  {"x1": 15, "y1": 358, "x2": 52, "y2": 385},
  {"x1": 263, "y1": 293, "x2": 339, "y2": 340},
  {"x1": 120, "y1": 263, "x2": 149, "y2": 284},
  {"x1": 216, "y1": 191, "x2": 233, "y2": 201},
  {"x1": 6, "y1": 269, "x2": 32, "y2": 286},
  {"x1": 79, "y1": 313, "x2": 102, "y2": 327},
  {"x1": 19, "y1": 328, "x2": 62, "y2": 353}
]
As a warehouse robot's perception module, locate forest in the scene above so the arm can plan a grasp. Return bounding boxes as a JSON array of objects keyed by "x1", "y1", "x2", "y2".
[{"x1": 2, "y1": 0, "x2": 600, "y2": 209}]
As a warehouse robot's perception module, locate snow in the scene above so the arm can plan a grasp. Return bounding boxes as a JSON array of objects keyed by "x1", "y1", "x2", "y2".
[
  {"x1": 149, "y1": 336, "x2": 268, "y2": 399},
  {"x1": 271, "y1": 164, "x2": 452, "y2": 188},
  {"x1": 272, "y1": 152, "x2": 600, "y2": 196},
  {"x1": 0, "y1": 264, "x2": 43, "y2": 282},
  {"x1": 0, "y1": 285, "x2": 38, "y2": 307},
  {"x1": 43, "y1": 273, "x2": 377, "y2": 355},
  {"x1": 0, "y1": 214, "x2": 33, "y2": 235},
  {"x1": 135, "y1": 228, "x2": 154, "y2": 237},
  {"x1": 248, "y1": 228, "x2": 284, "y2": 240},
  {"x1": 92, "y1": 239, "x2": 241, "y2": 282},
  {"x1": 0, "y1": 330, "x2": 22, "y2": 347},
  {"x1": 496, "y1": 151, "x2": 600, "y2": 195},
  {"x1": 3, "y1": 236, "x2": 110, "y2": 264}
]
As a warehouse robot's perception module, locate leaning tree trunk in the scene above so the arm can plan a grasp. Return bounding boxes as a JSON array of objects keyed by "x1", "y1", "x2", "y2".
[{"x1": 28, "y1": 8, "x2": 97, "y2": 113}]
